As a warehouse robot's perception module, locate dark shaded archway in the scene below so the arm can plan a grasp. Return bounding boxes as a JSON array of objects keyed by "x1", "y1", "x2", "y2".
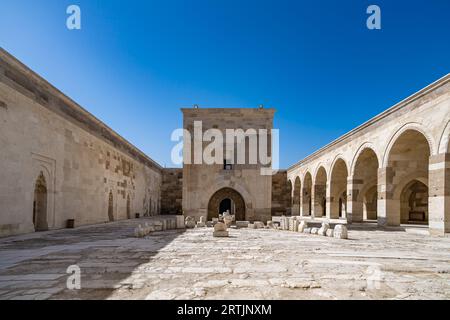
[
  {"x1": 126, "y1": 194, "x2": 131, "y2": 219},
  {"x1": 33, "y1": 171, "x2": 48, "y2": 231},
  {"x1": 208, "y1": 187, "x2": 246, "y2": 221},
  {"x1": 108, "y1": 191, "x2": 114, "y2": 222}
]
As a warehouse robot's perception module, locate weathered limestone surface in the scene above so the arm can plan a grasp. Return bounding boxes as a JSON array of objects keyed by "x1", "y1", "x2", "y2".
[
  {"x1": 271, "y1": 170, "x2": 292, "y2": 216},
  {"x1": 182, "y1": 108, "x2": 274, "y2": 223},
  {"x1": 0, "y1": 218, "x2": 448, "y2": 300},
  {"x1": 0, "y1": 49, "x2": 162, "y2": 237},
  {"x1": 160, "y1": 169, "x2": 182, "y2": 215}
]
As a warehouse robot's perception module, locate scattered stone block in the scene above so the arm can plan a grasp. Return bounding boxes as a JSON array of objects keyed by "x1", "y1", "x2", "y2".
[
  {"x1": 326, "y1": 229, "x2": 334, "y2": 237},
  {"x1": 206, "y1": 221, "x2": 214, "y2": 227},
  {"x1": 213, "y1": 222, "x2": 229, "y2": 237},
  {"x1": 254, "y1": 221, "x2": 265, "y2": 229},
  {"x1": 334, "y1": 224, "x2": 348, "y2": 239},
  {"x1": 213, "y1": 231, "x2": 229, "y2": 237},
  {"x1": 311, "y1": 227, "x2": 319, "y2": 235},
  {"x1": 196, "y1": 222, "x2": 206, "y2": 228},
  {"x1": 236, "y1": 221, "x2": 249, "y2": 228},
  {"x1": 224, "y1": 215, "x2": 233, "y2": 228},
  {"x1": 303, "y1": 227, "x2": 311, "y2": 234},
  {"x1": 185, "y1": 216, "x2": 196, "y2": 229},
  {"x1": 267, "y1": 221, "x2": 274, "y2": 228},
  {"x1": 318, "y1": 222, "x2": 330, "y2": 236},
  {"x1": 248, "y1": 223, "x2": 256, "y2": 229},
  {"x1": 153, "y1": 221, "x2": 163, "y2": 231},
  {"x1": 176, "y1": 215, "x2": 185, "y2": 229},
  {"x1": 298, "y1": 221, "x2": 307, "y2": 233}
]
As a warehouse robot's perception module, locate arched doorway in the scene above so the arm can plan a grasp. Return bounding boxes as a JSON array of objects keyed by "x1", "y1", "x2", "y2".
[
  {"x1": 352, "y1": 148, "x2": 379, "y2": 222},
  {"x1": 330, "y1": 159, "x2": 348, "y2": 219},
  {"x1": 108, "y1": 191, "x2": 114, "y2": 222},
  {"x1": 208, "y1": 188, "x2": 246, "y2": 221},
  {"x1": 33, "y1": 172, "x2": 48, "y2": 231},
  {"x1": 387, "y1": 129, "x2": 430, "y2": 226},
  {"x1": 314, "y1": 167, "x2": 327, "y2": 218},
  {"x1": 400, "y1": 180, "x2": 428, "y2": 224}
]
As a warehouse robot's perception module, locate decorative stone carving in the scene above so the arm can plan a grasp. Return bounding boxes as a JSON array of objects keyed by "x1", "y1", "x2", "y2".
[
  {"x1": 318, "y1": 222, "x2": 330, "y2": 236},
  {"x1": 334, "y1": 224, "x2": 348, "y2": 239}
]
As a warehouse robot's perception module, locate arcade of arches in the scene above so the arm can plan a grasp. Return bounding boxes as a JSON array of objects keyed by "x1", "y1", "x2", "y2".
[{"x1": 288, "y1": 125, "x2": 450, "y2": 236}]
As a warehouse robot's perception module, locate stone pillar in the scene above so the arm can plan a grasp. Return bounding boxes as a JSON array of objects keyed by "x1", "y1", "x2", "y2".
[
  {"x1": 301, "y1": 188, "x2": 310, "y2": 216},
  {"x1": 377, "y1": 167, "x2": 399, "y2": 227},
  {"x1": 325, "y1": 183, "x2": 334, "y2": 219},
  {"x1": 312, "y1": 184, "x2": 326, "y2": 218},
  {"x1": 428, "y1": 153, "x2": 450, "y2": 236},
  {"x1": 346, "y1": 176, "x2": 363, "y2": 223}
]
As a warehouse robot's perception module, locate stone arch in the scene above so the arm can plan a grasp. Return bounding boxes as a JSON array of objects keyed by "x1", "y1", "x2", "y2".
[
  {"x1": 207, "y1": 187, "x2": 246, "y2": 221},
  {"x1": 302, "y1": 171, "x2": 313, "y2": 216},
  {"x1": 329, "y1": 158, "x2": 348, "y2": 219},
  {"x1": 33, "y1": 171, "x2": 48, "y2": 231},
  {"x1": 384, "y1": 128, "x2": 431, "y2": 226},
  {"x1": 438, "y1": 120, "x2": 450, "y2": 154},
  {"x1": 108, "y1": 191, "x2": 114, "y2": 222},
  {"x1": 350, "y1": 147, "x2": 379, "y2": 222},
  {"x1": 292, "y1": 176, "x2": 301, "y2": 215},
  {"x1": 313, "y1": 166, "x2": 327, "y2": 218},
  {"x1": 350, "y1": 143, "x2": 380, "y2": 176},
  {"x1": 383, "y1": 122, "x2": 436, "y2": 167}
]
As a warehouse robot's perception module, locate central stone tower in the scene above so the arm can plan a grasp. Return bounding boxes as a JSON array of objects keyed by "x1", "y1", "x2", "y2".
[{"x1": 181, "y1": 108, "x2": 275, "y2": 223}]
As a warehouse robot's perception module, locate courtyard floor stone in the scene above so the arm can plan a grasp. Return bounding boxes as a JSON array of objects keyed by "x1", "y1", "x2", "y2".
[{"x1": 0, "y1": 216, "x2": 449, "y2": 300}]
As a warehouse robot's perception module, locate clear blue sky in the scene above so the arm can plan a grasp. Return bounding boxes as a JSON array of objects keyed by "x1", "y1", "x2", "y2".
[{"x1": 1, "y1": 0, "x2": 449, "y2": 168}]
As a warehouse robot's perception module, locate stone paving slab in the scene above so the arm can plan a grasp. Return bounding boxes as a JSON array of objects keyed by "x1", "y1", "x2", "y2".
[{"x1": 0, "y1": 217, "x2": 449, "y2": 300}]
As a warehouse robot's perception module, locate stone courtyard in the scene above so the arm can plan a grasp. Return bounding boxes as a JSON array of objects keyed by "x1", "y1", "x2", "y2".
[{"x1": 0, "y1": 217, "x2": 448, "y2": 300}]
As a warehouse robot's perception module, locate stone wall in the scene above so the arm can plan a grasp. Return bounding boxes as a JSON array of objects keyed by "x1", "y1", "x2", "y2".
[
  {"x1": 271, "y1": 170, "x2": 292, "y2": 216},
  {"x1": 161, "y1": 168, "x2": 183, "y2": 215},
  {"x1": 0, "y1": 49, "x2": 162, "y2": 237},
  {"x1": 182, "y1": 108, "x2": 275, "y2": 223}
]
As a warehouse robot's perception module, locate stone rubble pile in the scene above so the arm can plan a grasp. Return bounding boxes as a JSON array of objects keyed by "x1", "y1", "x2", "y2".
[
  {"x1": 266, "y1": 216, "x2": 348, "y2": 239},
  {"x1": 133, "y1": 217, "x2": 183, "y2": 238}
]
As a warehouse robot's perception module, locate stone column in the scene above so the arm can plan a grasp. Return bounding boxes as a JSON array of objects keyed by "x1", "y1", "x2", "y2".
[
  {"x1": 346, "y1": 176, "x2": 363, "y2": 223},
  {"x1": 325, "y1": 183, "x2": 334, "y2": 219},
  {"x1": 428, "y1": 153, "x2": 450, "y2": 236},
  {"x1": 301, "y1": 188, "x2": 310, "y2": 216},
  {"x1": 312, "y1": 184, "x2": 326, "y2": 218},
  {"x1": 377, "y1": 167, "x2": 399, "y2": 227}
]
